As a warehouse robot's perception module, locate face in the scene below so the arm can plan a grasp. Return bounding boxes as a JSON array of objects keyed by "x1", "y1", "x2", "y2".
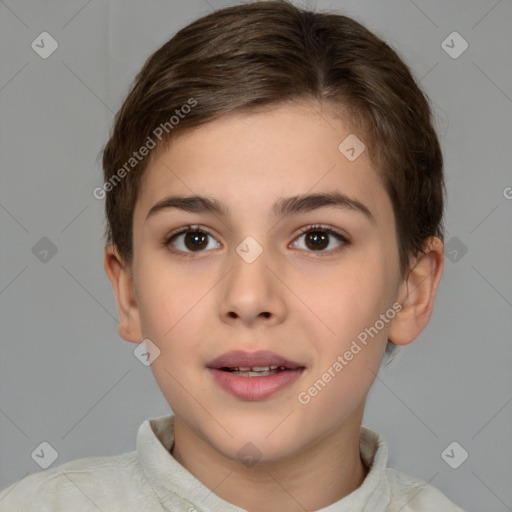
[{"x1": 125, "y1": 101, "x2": 405, "y2": 463}]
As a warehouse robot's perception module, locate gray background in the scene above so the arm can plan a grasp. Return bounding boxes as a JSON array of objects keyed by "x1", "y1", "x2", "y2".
[{"x1": 1, "y1": 0, "x2": 511, "y2": 510}]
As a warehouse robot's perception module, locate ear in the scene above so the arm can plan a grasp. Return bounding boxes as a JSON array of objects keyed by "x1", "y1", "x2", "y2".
[
  {"x1": 388, "y1": 237, "x2": 444, "y2": 346},
  {"x1": 103, "y1": 244, "x2": 143, "y2": 343}
]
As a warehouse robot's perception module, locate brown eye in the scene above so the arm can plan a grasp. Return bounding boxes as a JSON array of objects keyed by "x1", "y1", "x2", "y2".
[
  {"x1": 183, "y1": 231, "x2": 208, "y2": 251},
  {"x1": 304, "y1": 230, "x2": 329, "y2": 251},
  {"x1": 165, "y1": 226, "x2": 220, "y2": 254},
  {"x1": 292, "y1": 226, "x2": 348, "y2": 255}
]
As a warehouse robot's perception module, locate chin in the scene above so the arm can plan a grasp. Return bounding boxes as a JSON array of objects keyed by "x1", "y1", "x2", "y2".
[{"x1": 211, "y1": 416, "x2": 306, "y2": 463}]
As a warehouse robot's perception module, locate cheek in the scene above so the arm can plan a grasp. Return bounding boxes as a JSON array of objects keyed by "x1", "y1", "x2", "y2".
[
  {"x1": 135, "y1": 254, "x2": 202, "y2": 338},
  {"x1": 311, "y1": 255, "x2": 393, "y2": 338},
  {"x1": 296, "y1": 251, "x2": 396, "y2": 401},
  {"x1": 135, "y1": 260, "x2": 207, "y2": 411},
  {"x1": 295, "y1": 269, "x2": 390, "y2": 424}
]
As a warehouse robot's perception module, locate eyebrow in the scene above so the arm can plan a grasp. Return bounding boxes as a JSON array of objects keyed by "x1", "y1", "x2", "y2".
[{"x1": 145, "y1": 192, "x2": 375, "y2": 223}]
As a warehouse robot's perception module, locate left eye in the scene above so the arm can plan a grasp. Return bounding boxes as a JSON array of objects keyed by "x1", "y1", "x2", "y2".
[{"x1": 291, "y1": 226, "x2": 348, "y2": 254}]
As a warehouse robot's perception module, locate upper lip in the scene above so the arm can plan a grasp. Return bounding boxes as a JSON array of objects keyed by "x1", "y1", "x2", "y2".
[{"x1": 207, "y1": 350, "x2": 304, "y2": 370}]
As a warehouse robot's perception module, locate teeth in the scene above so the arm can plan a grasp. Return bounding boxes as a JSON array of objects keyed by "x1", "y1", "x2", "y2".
[
  {"x1": 251, "y1": 365, "x2": 278, "y2": 371},
  {"x1": 231, "y1": 365, "x2": 283, "y2": 372},
  {"x1": 231, "y1": 370, "x2": 277, "y2": 377},
  {"x1": 226, "y1": 365, "x2": 287, "y2": 377}
]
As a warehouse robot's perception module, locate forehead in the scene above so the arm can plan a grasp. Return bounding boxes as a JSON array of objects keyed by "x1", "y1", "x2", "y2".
[{"x1": 135, "y1": 101, "x2": 392, "y2": 223}]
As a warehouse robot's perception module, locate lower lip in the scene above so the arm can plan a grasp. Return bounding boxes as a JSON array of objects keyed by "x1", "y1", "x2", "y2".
[{"x1": 208, "y1": 368, "x2": 304, "y2": 401}]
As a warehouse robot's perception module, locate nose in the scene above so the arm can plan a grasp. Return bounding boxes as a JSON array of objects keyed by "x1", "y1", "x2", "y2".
[{"x1": 218, "y1": 243, "x2": 287, "y2": 328}]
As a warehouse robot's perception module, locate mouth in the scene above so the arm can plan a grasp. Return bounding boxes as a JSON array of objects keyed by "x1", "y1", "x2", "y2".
[
  {"x1": 207, "y1": 350, "x2": 305, "y2": 400},
  {"x1": 207, "y1": 349, "x2": 304, "y2": 374}
]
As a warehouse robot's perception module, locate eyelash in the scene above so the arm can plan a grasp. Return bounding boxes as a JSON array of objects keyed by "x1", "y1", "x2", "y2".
[{"x1": 164, "y1": 224, "x2": 349, "y2": 258}]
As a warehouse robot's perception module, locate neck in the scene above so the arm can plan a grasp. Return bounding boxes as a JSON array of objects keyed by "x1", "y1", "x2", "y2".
[{"x1": 171, "y1": 410, "x2": 368, "y2": 511}]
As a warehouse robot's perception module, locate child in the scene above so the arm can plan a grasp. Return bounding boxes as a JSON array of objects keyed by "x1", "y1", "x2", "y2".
[{"x1": 0, "y1": 1, "x2": 465, "y2": 510}]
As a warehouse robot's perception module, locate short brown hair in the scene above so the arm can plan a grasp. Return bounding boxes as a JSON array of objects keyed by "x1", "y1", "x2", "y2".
[{"x1": 102, "y1": 0, "x2": 444, "y2": 279}]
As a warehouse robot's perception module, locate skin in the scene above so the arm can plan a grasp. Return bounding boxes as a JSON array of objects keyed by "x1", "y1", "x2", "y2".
[{"x1": 105, "y1": 100, "x2": 444, "y2": 512}]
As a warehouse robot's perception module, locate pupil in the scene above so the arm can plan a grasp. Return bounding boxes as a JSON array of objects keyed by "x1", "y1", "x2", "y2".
[
  {"x1": 185, "y1": 232, "x2": 207, "y2": 251},
  {"x1": 306, "y1": 231, "x2": 328, "y2": 251}
]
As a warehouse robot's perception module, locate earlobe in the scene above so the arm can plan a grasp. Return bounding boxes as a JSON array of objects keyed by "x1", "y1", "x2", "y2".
[
  {"x1": 103, "y1": 244, "x2": 143, "y2": 343},
  {"x1": 388, "y1": 237, "x2": 444, "y2": 346}
]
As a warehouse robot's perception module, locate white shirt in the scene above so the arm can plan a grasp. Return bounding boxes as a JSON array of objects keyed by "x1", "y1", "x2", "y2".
[{"x1": 0, "y1": 415, "x2": 465, "y2": 511}]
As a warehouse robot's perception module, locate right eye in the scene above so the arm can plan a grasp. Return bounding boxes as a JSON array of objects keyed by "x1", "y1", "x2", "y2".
[{"x1": 164, "y1": 225, "x2": 221, "y2": 256}]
